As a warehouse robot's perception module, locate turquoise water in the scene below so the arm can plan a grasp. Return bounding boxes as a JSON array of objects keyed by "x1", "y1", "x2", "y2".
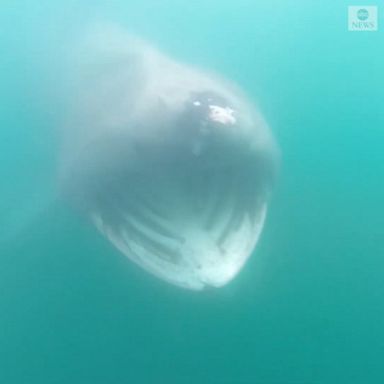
[{"x1": 1, "y1": 1, "x2": 383, "y2": 383}]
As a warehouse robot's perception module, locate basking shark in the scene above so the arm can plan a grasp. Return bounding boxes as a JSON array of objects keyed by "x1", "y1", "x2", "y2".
[{"x1": 59, "y1": 25, "x2": 278, "y2": 290}]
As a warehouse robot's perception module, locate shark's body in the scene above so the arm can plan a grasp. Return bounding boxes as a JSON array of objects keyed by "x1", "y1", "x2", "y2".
[{"x1": 61, "y1": 26, "x2": 278, "y2": 290}]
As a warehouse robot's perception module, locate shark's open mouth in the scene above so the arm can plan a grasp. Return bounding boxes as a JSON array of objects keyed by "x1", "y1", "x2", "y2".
[{"x1": 85, "y1": 157, "x2": 268, "y2": 290}]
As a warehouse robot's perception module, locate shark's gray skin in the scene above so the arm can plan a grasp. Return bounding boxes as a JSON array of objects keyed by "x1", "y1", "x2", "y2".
[{"x1": 60, "y1": 26, "x2": 278, "y2": 290}]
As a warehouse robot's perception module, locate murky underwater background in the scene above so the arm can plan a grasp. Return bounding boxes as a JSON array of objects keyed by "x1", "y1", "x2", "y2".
[{"x1": 0, "y1": 1, "x2": 383, "y2": 383}]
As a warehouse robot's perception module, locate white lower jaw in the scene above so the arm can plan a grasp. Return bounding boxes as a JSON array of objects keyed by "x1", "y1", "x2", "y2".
[{"x1": 90, "y1": 168, "x2": 268, "y2": 290}]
